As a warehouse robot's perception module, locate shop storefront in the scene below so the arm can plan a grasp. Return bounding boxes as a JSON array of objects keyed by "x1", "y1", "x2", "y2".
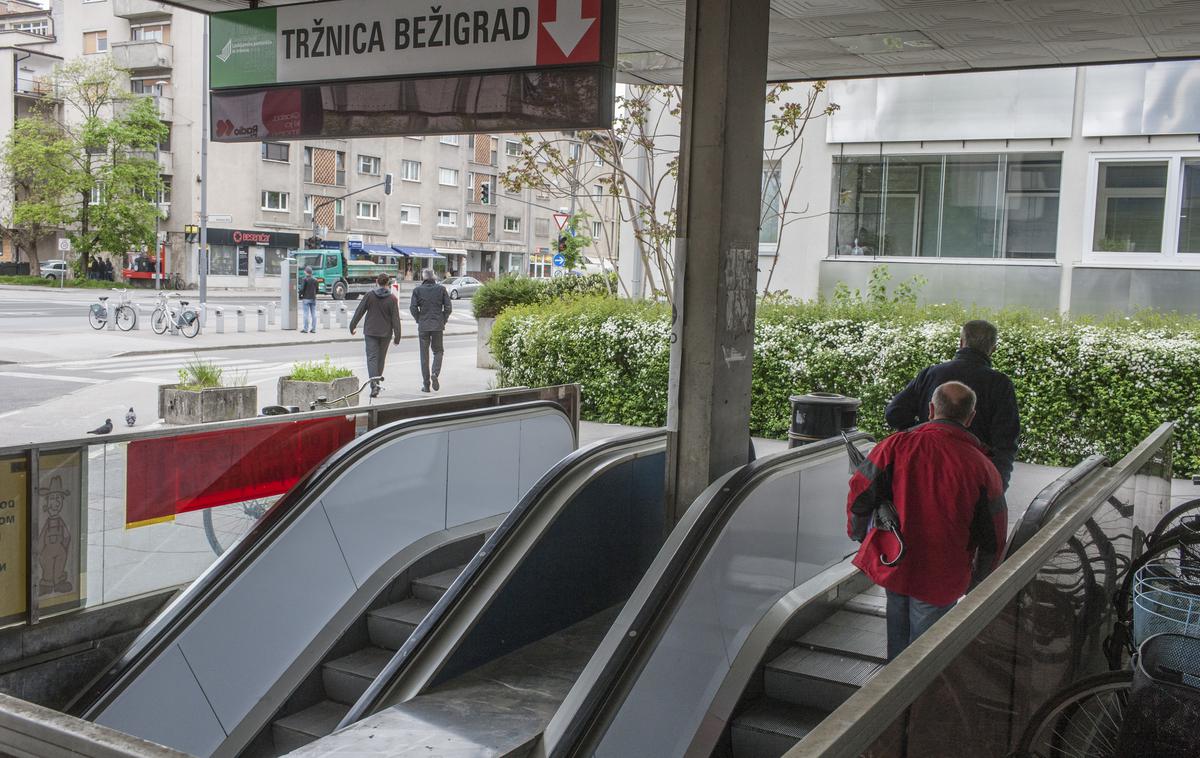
[{"x1": 203, "y1": 228, "x2": 301, "y2": 288}]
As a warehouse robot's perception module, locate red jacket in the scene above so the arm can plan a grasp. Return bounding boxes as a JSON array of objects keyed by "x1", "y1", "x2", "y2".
[{"x1": 846, "y1": 420, "x2": 1007, "y2": 606}]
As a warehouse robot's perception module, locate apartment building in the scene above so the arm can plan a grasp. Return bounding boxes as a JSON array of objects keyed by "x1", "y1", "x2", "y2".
[{"x1": 4, "y1": 0, "x2": 617, "y2": 287}]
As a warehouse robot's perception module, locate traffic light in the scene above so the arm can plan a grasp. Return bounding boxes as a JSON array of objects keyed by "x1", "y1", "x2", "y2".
[
  {"x1": 183, "y1": 224, "x2": 199, "y2": 242},
  {"x1": 383, "y1": 172, "x2": 393, "y2": 195},
  {"x1": 480, "y1": 182, "x2": 490, "y2": 204},
  {"x1": 557, "y1": 235, "x2": 567, "y2": 252}
]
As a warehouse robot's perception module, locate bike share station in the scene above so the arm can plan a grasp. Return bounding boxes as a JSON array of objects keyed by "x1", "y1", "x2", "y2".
[{"x1": 1, "y1": 2, "x2": 1199, "y2": 757}]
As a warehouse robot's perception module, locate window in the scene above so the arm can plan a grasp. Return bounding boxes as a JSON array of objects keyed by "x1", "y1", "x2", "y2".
[
  {"x1": 1093, "y1": 161, "x2": 1168, "y2": 253},
  {"x1": 12, "y1": 20, "x2": 49, "y2": 35},
  {"x1": 131, "y1": 22, "x2": 170, "y2": 43},
  {"x1": 303, "y1": 194, "x2": 314, "y2": 217},
  {"x1": 440, "y1": 135, "x2": 460, "y2": 145},
  {"x1": 760, "y1": 163, "x2": 782, "y2": 245},
  {"x1": 358, "y1": 155, "x2": 380, "y2": 175},
  {"x1": 303, "y1": 147, "x2": 313, "y2": 182},
  {"x1": 356, "y1": 201, "x2": 380, "y2": 220},
  {"x1": 505, "y1": 140, "x2": 522, "y2": 157},
  {"x1": 569, "y1": 143, "x2": 582, "y2": 160},
  {"x1": 438, "y1": 209, "x2": 458, "y2": 227},
  {"x1": 831, "y1": 153, "x2": 1061, "y2": 260},
  {"x1": 261, "y1": 142, "x2": 290, "y2": 162},
  {"x1": 130, "y1": 78, "x2": 169, "y2": 95},
  {"x1": 593, "y1": 184, "x2": 605, "y2": 197},
  {"x1": 503, "y1": 216, "x2": 521, "y2": 233},
  {"x1": 83, "y1": 30, "x2": 107, "y2": 54},
  {"x1": 592, "y1": 221, "x2": 603, "y2": 238},
  {"x1": 158, "y1": 177, "x2": 172, "y2": 206},
  {"x1": 89, "y1": 185, "x2": 103, "y2": 205},
  {"x1": 401, "y1": 159, "x2": 421, "y2": 182},
  {"x1": 335, "y1": 151, "x2": 346, "y2": 185},
  {"x1": 439, "y1": 168, "x2": 459, "y2": 186},
  {"x1": 593, "y1": 149, "x2": 605, "y2": 167},
  {"x1": 535, "y1": 218, "x2": 550, "y2": 237},
  {"x1": 158, "y1": 123, "x2": 170, "y2": 152},
  {"x1": 261, "y1": 191, "x2": 289, "y2": 211},
  {"x1": 400, "y1": 204, "x2": 420, "y2": 224}
]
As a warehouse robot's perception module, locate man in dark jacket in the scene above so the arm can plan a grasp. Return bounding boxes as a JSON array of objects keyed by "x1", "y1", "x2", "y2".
[
  {"x1": 349, "y1": 274, "x2": 403, "y2": 398},
  {"x1": 885, "y1": 319, "x2": 1020, "y2": 488},
  {"x1": 848, "y1": 381, "x2": 1006, "y2": 659},
  {"x1": 409, "y1": 268, "x2": 452, "y2": 392},
  {"x1": 298, "y1": 266, "x2": 318, "y2": 333}
]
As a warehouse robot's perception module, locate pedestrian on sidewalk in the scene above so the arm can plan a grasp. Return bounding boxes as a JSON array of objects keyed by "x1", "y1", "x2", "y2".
[
  {"x1": 350, "y1": 273, "x2": 403, "y2": 398},
  {"x1": 409, "y1": 268, "x2": 452, "y2": 392},
  {"x1": 299, "y1": 266, "x2": 318, "y2": 333}
]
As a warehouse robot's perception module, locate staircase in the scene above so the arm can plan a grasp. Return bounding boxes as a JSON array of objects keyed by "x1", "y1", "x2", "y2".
[
  {"x1": 729, "y1": 585, "x2": 889, "y2": 757},
  {"x1": 263, "y1": 565, "x2": 465, "y2": 754}
]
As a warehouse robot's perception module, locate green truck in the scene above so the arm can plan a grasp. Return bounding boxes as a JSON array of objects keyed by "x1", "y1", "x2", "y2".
[{"x1": 293, "y1": 250, "x2": 396, "y2": 300}]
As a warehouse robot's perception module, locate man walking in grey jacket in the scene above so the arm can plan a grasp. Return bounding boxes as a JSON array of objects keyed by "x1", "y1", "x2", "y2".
[
  {"x1": 409, "y1": 268, "x2": 452, "y2": 392},
  {"x1": 350, "y1": 274, "x2": 404, "y2": 398}
]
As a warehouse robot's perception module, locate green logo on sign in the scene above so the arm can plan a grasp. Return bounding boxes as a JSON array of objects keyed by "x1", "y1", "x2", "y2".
[{"x1": 210, "y1": 8, "x2": 278, "y2": 88}]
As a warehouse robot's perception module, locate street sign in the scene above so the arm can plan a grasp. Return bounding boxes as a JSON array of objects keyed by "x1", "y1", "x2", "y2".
[
  {"x1": 552, "y1": 268, "x2": 566, "y2": 277},
  {"x1": 348, "y1": 240, "x2": 363, "y2": 252},
  {"x1": 552, "y1": 253, "x2": 566, "y2": 267},
  {"x1": 207, "y1": 213, "x2": 234, "y2": 224},
  {"x1": 57, "y1": 238, "x2": 71, "y2": 252},
  {"x1": 553, "y1": 213, "x2": 569, "y2": 230}
]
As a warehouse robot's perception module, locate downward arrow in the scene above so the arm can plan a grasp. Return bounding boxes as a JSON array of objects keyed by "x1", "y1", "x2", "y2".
[{"x1": 543, "y1": 0, "x2": 596, "y2": 57}]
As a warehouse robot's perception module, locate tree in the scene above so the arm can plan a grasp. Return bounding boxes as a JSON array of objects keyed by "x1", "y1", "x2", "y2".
[
  {"x1": 500, "y1": 82, "x2": 835, "y2": 303},
  {"x1": 554, "y1": 210, "x2": 594, "y2": 271},
  {"x1": 1, "y1": 57, "x2": 166, "y2": 275}
]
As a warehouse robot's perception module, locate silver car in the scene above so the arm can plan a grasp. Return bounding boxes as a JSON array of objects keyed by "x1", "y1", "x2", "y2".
[
  {"x1": 442, "y1": 276, "x2": 482, "y2": 300},
  {"x1": 40, "y1": 259, "x2": 69, "y2": 280}
]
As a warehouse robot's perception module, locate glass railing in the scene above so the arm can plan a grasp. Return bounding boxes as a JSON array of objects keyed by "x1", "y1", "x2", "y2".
[{"x1": 0, "y1": 386, "x2": 579, "y2": 628}]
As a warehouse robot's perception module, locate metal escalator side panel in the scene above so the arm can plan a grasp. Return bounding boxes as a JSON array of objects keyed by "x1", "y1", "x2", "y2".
[
  {"x1": 1005, "y1": 454, "x2": 1108, "y2": 559},
  {"x1": 545, "y1": 433, "x2": 873, "y2": 758},
  {"x1": 78, "y1": 403, "x2": 575, "y2": 757},
  {"x1": 338, "y1": 430, "x2": 670, "y2": 731}
]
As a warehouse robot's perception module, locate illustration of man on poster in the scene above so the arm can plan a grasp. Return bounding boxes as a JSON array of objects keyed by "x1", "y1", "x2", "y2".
[{"x1": 37, "y1": 475, "x2": 71, "y2": 596}]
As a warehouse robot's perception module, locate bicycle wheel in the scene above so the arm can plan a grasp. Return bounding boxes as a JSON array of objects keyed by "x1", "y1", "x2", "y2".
[
  {"x1": 1016, "y1": 671, "x2": 1133, "y2": 758},
  {"x1": 202, "y1": 499, "x2": 271, "y2": 555},
  {"x1": 179, "y1": 309, "x2": 200, "y2": 338},
  {"x1": 150, "y1": 307, "x2": 167, "y2": 334},
  {"x1": 115, "y1": 304, "x2": 137, "y2": 331},
  {"x1": 88, "y1": 306, "x2": 106, "y2": 330}
]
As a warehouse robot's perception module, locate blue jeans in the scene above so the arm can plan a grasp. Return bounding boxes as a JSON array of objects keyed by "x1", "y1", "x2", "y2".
[
  {"x1": 301, "y1": 299, "x2": 316, "y2": 332},
  {"x1": 885, "y1": 590, "x2": 954, "y2": 660}
]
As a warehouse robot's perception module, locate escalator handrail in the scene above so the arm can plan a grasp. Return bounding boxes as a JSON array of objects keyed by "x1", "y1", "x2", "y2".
[
  {"x1": 1005, "y1": 454, "x2": 1108, "y2": 559},
  {"x1": 549, "y1": 431, "x2": 872, "y2": 758},
  {"x1": 338, "y1": 428, "x2": 670, "y2": 731},
  {"x1": 69, "y1": 401, "x2": 572, "y2": 719}
]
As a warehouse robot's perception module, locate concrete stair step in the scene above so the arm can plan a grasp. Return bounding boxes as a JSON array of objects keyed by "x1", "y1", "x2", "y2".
[
  {"x1": 411, "y1": 565, "x2": 465, "y2": 602},
  {"x1": 796, "y1": 610, "x2": 887, "y2": 663},
  {"x1": 730, "y1": 697, "x2": 827, "y2": 758},
  {"x1": 271, "y1": 700, "x2": 349, "y2": 754},
  {"x1": 322, "y1": 646, "x2": 393, "y2": 705},
  {"x1": 765, "y1": 646, "x2": 884, "y2": 710},
  {"x1": 368, "y1": 597, "x2": 435, "y2": 650}
]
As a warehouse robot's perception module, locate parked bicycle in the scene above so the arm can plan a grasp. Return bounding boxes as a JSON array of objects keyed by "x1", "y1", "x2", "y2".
[
  {"x1": 150, "y1": 292, "x2": 200, "y2": 338},
  {"x1": 88, "y1": 289, "x2": 137, "y2": 331}
]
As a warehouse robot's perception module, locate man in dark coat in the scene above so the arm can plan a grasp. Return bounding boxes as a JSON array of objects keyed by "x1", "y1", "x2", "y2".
[
  {"x1": 349, "y1": 273, "x2": 403, "y2": 398},
  {"x1": 409, "y1": 268, "x2": 452, "y2": 392},
  {"x1": 884, "y1": 320, "x2": 1020, "y2": 489}
]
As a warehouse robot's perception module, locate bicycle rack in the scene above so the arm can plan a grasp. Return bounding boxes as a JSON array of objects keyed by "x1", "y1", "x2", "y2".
[
  {"x1": 256, "y1": 306, "x2": 267, "y2": 332},
  {"x1": 236, "y1": 307, "x2": 247, "y2": 333}
]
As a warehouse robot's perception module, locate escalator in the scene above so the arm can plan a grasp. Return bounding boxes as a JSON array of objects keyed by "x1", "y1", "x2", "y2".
[{"x1": 67, "y1": 402, "x2": 577, "y2": 758}]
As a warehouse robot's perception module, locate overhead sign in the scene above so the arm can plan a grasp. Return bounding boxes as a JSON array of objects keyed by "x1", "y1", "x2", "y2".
[
  {"x1": 553, "y1": 212, "x2": 569, "y2": 230},
  {"x1": 211, "y1": 0, "x2": 607, "y2": 90}
]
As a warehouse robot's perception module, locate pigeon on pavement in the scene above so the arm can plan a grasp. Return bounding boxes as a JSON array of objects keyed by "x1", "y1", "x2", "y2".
[
  {"x1": 88, "y1": 419, "x2": 113, "y2": 435},
  {"x1": 125, "y1": 407, "x2": 136, "y2": 427}
]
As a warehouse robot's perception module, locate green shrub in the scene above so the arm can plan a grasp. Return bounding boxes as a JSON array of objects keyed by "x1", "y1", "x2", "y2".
[
  {"x1": 0, "y1": 275, "x2": 112, "y2": 289},
  {"x1": 472, "y1": 272, "x2": 616, "y2": 319},
  {"x1": 492, "y1": 297, "x2": 1200, "y2": 473},
  {"x1": 289, "y1": 357, "x2": 354, "y2": 382},
  {"x1": 177, "y1": 358, "x2": 224, "y2": 390}
]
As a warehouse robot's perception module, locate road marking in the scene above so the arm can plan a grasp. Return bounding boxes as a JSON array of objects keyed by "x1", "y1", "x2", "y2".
[
  {"x1": 98, "y1": 359, "x2": 264, "y2": 375},
  {"x1": 0, "y1": 371, "x2": 104, "y2": 384}
]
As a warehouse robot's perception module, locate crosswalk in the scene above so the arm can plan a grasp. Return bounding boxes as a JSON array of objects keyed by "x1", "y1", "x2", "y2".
[{"x1": 17, "y1": 354, "x2": 302, "y2": 385}]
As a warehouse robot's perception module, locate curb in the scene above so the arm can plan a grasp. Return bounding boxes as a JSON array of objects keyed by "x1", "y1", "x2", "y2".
[{"x1": 112, "y1": 329, "x2": 477, "y2": 358}]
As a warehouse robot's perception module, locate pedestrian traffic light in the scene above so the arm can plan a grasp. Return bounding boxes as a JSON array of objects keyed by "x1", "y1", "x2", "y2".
[
  {"x1": 184, "y1": 224, "x2": 199, "y2": 242},
  {"x1": 384, "y1": 172, "x2": 393, "y2": 195},
  {"x1": 480, "y1": 183, "x2": 490, "y2": 204}
]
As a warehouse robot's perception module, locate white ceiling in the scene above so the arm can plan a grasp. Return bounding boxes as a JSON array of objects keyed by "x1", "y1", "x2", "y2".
[{"x1": 160, "y1": 0, "x2": 1200, "y2": 83}]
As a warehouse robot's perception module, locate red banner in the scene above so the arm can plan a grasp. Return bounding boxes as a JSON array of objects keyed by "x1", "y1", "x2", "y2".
[{"x1": 125, "y1": 417, "x2": 356, "y2": 528}]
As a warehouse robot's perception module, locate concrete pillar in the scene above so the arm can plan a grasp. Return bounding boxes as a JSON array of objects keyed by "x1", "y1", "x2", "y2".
[{"x1": 664, "y1": 0, "x2": 771, "y2": 524}]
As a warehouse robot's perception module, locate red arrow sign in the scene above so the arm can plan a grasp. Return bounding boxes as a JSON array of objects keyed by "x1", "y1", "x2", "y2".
[{"x1": 537, "y1": 0, "x2": 601, "y2": 66}]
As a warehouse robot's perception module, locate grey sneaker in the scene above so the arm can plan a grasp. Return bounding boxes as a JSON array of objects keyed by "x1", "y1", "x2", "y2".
[{"x1": 431, "y1": 375, "x2": 440, "y2": 391}]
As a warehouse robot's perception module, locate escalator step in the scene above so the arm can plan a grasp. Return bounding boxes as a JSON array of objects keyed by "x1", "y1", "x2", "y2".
[
  {"x1": 322, "y1": 646, "x2": 394, "y2": 705},
  {"x1": 843, "y1": 590, "x2": 887, "y2": 618},
  {"x1": 730, "y1": 698, "x2": 826, "y2": 758},
  {"x1": 271, "y1": 700, "x2": 349, "y2": 753},
  {"x1": 368, "y1": 597, "x2": 435, "y2": 650},
  {"x1": 796, "y1": 610, "x2": 887, "y2": 662},
  {"x1": 411, "y1": 565, "x2": 466, "y2": 601},
  {"x1": 765, "y1": 646, "x2": 884, "y2": 709}
]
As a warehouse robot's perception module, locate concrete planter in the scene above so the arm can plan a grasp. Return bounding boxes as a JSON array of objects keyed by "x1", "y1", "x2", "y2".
[
  {"x1": 277, "y1": 375, "x2": 360, "y2": 410},
  {"x1": 158, "y1": 385, "x2": 258, "y2": 425},
  {"x1": 477, "y1": 317, "x2": 496, "y2": 369}
]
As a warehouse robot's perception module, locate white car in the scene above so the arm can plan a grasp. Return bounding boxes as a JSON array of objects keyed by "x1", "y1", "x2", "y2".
[
  {"x1": 40, "y1": 259, "x2": 69, "y2": 280},
  {"x1": 442, "y1": 276, "x2": 482, "y2": 299}
]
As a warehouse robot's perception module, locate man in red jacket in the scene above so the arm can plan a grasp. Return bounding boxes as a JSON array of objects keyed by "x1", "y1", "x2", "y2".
[{"x1": 847, "y1": 381, "x2": 1007, "y2": 659}]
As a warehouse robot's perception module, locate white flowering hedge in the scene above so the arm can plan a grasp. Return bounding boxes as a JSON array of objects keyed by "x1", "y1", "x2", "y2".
[{"x1": 492, "y1": 297, "x2": 1200, "y2": 473}]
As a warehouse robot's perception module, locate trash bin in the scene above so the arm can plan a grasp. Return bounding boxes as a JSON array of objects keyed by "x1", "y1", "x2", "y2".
[{"x1": 788, "y1": 392, "x2": 861, "y2": 448}]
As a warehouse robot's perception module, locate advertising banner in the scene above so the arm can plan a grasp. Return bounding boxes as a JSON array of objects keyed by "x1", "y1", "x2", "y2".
[
  {"x1": 35, "y1": 450, "x2": 84, "y2": 615},
  {"x1": 0, "y1": 455, "x2": 28, "y2": 625}
]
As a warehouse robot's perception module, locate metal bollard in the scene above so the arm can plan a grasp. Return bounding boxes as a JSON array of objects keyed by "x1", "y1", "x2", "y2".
[
  {"x1": 320, "y1": 304, "x2": 331, "y2": 330},
  {"x1": 215, "y1": 307, "x2": 225, "y2": 334},
  {"x1": 268, "y1": 302, "x2": 277, "y2": 326},
  {"x1": 336, "y1": 304, "x2": 348, "y2": 328},
  {"x1": 257, "y1": 306, "x2": 267, "y2": 332},
  {"x1": 236, "y1": 306, "x2": 246, "y2": 333}
]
